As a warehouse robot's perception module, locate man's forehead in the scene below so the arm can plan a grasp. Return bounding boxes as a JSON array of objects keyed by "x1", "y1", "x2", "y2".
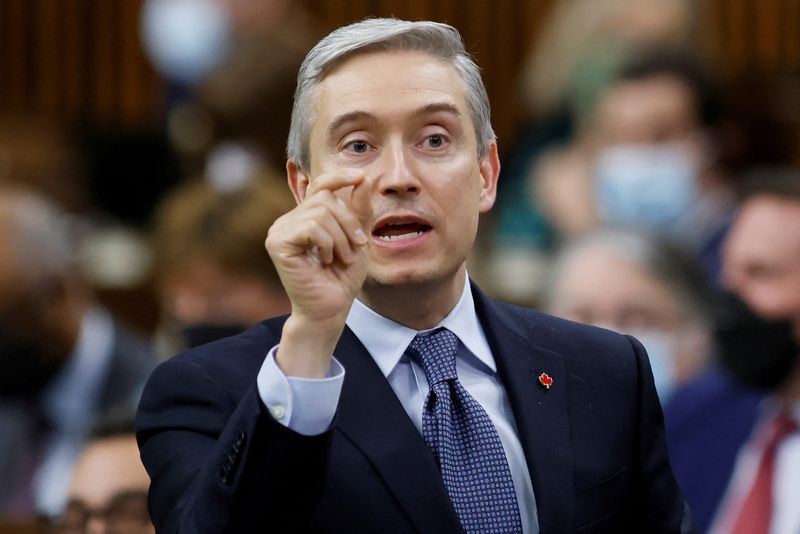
[
  {"x1": 739, "y1": 195, "x2": 800, "y2": 231},
  {"x1": 730, "y1": 195, "x2": 800, "y2": 259},
  {"x1": 312, "y1": 50, "x2": 469, "y2": 119}
]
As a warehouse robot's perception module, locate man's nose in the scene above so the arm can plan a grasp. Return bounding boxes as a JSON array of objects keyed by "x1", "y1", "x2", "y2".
[{"x1": 376, "y1": 143, "x2": 420, "y2": 197}]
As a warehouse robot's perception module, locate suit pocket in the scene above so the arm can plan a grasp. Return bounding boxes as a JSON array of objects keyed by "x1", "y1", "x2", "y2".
[{"x1": 575, "y1": 466, "x2": 632, "y2": 531}]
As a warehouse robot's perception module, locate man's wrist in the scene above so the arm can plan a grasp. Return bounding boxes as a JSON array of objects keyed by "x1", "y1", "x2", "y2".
[{"x1": 276, "y1": 314, "x2": 345, "y2": 378}]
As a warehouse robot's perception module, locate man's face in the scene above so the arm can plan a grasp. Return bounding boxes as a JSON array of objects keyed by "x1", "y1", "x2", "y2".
[
  {"x1": 62, "y1": 435, "x2": 153, "y2": 534},
  {"x1": 724, "y1": 195, "x2": 800, "y2": 336},
  {"x1": 551, "y1": 245, "x2": 683, "y2": 332},
  {"x1": 294, "y1": 50, "x2": 499, "y2": 290},
  {"x1": 590, "y1": 75, "x2": 700, "y2": 148}
]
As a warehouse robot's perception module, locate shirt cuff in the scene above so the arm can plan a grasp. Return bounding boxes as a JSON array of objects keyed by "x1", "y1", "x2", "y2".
[{"x1": 256, "y1": 345, "x2": 345, "y2": 436}]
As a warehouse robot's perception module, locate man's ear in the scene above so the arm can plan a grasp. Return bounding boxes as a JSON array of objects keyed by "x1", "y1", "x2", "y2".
[
  {"x1": 287, "y1": 160, "x2": 310, "y2": 204},
  {"x1": 478, "y1": 143, "x2": 500, "y2": 213}
]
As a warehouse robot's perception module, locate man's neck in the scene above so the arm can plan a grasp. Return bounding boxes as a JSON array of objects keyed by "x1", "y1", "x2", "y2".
[{"x1": 359, "y1": 269, "x2": 467, "y2": 330}]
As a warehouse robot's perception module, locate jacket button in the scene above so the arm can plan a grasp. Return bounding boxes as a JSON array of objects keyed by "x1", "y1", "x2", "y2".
[{"x1": 269, "y1": 405, "x2": 286, "y2": 421}]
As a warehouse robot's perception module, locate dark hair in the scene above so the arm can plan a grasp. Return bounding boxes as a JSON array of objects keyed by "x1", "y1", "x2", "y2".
[
  {"x1": 152, "y1": 174, "x2": 293, "y2": 290},
  {"x1": 617, "y1": 46, "x2": 721, "y2": 127},
  {"x1": 737, "y1": 166, "x2": 800, "y2": 202},
  {"x1": 88, "y1": 406, "x2": 137, "y2": 440}
]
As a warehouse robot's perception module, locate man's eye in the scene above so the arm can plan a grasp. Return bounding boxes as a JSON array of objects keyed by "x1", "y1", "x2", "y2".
[
  {"x1": 346, "y1": 140, "x2": 370, "y2": 153},
  {"x1": 426, "y1": 135, "x2": 445, "y2": 149}
]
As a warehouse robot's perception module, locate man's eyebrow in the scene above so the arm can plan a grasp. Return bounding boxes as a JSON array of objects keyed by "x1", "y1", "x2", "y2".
[
  {"x1": 413, "y1": 102, "x2": 462, "y2": 119},
  {"x1": 327, "y1": 111, "x2": 375, "y2": 140},
  {"x1": 326, "y1": 103, "x2": 462, "y2": 139}
]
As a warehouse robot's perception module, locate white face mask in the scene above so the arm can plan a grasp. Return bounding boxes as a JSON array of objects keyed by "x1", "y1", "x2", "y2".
[
  {"x1": 626, "y1": 329, "x2": 679, "y2": 405},
  {"x1": 593, "y1": 143, "x2": 699, "y2": 229},
  {"x1": 140, "y1": 0, "x2": 232, "y2": 84}
]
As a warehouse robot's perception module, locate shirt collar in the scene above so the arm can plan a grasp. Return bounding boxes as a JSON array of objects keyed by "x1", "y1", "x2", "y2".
[{"x1": 346, "y1": 275, "x2": 496, "y2": 378}]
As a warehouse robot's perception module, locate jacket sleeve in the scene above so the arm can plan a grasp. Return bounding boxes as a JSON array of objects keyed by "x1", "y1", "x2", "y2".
[
  {"x1": 136, "y1": 355, "x2": 331, "y2": 533},
  {"x1": 626, "y1": 335, "x2": 698, "y2": 534}
]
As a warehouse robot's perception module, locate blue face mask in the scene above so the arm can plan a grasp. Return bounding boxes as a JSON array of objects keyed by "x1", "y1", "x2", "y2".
[
  {"x1": 627, "y1": 329, "x2": 678, "y2": 405},
  {"x1": 593, "y1": 143, "x2": 699, "y2": 229}
]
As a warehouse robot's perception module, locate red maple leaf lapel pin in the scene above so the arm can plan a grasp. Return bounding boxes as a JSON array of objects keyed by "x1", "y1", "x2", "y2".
[{"x1": 538, "y1": 372, "x2": 554, "y2": 390}]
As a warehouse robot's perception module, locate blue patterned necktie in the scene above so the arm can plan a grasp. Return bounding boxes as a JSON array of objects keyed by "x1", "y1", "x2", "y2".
[{"x1": 408, "y1": 328, "x2": 523, "y2": 534}]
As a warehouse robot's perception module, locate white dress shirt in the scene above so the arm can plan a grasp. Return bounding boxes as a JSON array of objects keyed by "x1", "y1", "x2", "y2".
[
  {"x1": 257, "y1": 277, "x2": 539, "y2": 533},
  {"x1": 35, "y1": 307, "x2": 115, "y2": 516},
  {"x1": 710, "y1": 401, "x2": 800, "y2": 534}
]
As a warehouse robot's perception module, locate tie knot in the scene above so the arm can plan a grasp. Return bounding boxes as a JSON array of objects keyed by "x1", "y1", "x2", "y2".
[{"x1": 408, "y1": 328, "x2": 459, "y2": 385}]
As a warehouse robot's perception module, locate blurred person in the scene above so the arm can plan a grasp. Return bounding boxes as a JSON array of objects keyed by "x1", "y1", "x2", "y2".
[
  {"x1": 665, "y1": 169, "x2": 800, "y2": 533},
  {"x1": 0, "y1": 188, "x2": 156, "y2": 519},
  {"x1": 137, "y1": 18, "x2": 692, "y2": 533},
  {"x1": 533, "y1": 47, "x2": 734, "y2": 282},
  {"x1": 52, "y1": 412, "x2": 153, "y2": 534},
  {"x1": 490, "y1": 0, "x2": 696, "y2": 272},
  {"x1": 519, "y1": 0, "x2": 695, "y2": 123},
  {"x1": 152, "y1": 165, "x2": 292, "y2": 354},
  {"x1": 487, "y1": 46, "x2": 731, "y2": 304},
  {"x1": 546, "y1": 228, "x2": 713, "y2": 404}
]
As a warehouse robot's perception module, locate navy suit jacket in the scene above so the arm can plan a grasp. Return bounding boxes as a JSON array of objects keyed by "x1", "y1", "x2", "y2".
[
  {"x1": 136, "y1": 286, "x2": 690, "y2": 533},
  {"x1": 664, "y1": 368, "x2": 764, "y2": 532}
]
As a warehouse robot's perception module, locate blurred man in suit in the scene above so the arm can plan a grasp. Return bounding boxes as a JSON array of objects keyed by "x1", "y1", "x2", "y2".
[
  {"x1": 138, "y1": 18, "x2": 691, "y2": 533},
  {"x1": 0, "y1": 188, "x2": 156, "y2": 519},
  {"x1": 665, "y1": 169, "x2": 800, "y2": 533}
]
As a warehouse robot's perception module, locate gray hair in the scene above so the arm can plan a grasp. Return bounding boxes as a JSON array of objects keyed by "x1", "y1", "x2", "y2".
[
  {"x1": 547, "y1": 227, "x2": 713, "y2": 325},
  {"x1": 0, "y1": 188, "x2": 80, "y2": 284},
  {"x1": 286, "y1": 18, "x2": 496, "y2": 171}
]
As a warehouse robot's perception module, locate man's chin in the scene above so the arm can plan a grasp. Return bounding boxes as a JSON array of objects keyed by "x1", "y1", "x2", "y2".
[
  {"x1": 364, "y1": 270, "x2": 433, "y2": 289},
  {"x1": 362, "y1": 261, "x2": 466, "y2": 294}
]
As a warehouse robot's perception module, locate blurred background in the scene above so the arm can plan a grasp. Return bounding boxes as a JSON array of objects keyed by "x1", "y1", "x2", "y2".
[
  {"x1": 0, "y1": 0, "x2": 798, "y2": 327},
  {"x1": 1, "y1": 1, "x2": 799, "y2": 533}
]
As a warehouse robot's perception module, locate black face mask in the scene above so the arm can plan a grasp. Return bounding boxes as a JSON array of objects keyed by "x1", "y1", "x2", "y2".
[
  {"x1": 714, "y1": 291, "x2": 799, "y2": 392},
  {"x1": 181, "y1": 323, "x2": 246, "y2": 349},
  {"x1": 0, "y1": 327, "x2": 63, "y2": 399}
]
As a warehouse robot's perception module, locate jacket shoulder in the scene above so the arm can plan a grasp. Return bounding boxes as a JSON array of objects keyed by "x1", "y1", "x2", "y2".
[{"x1": 483, "y1": 296, "x2": 640, "y2": 363}]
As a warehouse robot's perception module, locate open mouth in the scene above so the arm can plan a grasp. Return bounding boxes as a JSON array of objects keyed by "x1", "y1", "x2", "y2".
[{"x1": 372, "y1": 220, "x2": 432, "y2": 242}]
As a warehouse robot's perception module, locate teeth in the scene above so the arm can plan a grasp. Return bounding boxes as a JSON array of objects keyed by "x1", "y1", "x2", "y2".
[{"x1": 378, "y1": 231, "x2": 423, "y2": 241}]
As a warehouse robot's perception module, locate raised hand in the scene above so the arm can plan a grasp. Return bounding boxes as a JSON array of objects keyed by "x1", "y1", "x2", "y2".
[{"x1": 265, "y1": 170, "x2": 373, "y2": 378}]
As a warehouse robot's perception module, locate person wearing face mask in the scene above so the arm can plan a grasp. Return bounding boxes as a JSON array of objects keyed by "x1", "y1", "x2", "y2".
[
  {"x1": 545, "y1": 227, "x2": 713, "y2": 405},
  {"x1": 0, "y1": 188, "x2": 156, "y2": 522},
  {"x1": 532, "y1": 47, "x2": 736, "y2": 284},
  {"x1": 664, "y1": 170, "x2": 800, "y2": 534}
]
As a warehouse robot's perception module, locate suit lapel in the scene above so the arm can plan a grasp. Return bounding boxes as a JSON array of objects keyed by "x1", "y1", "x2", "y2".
[
  {"x1": 334, "y1": 327, "x2": 464, "y2": 534},
  {"x1": 473, "y1": 288, "x2": 576, "y2": 532}
]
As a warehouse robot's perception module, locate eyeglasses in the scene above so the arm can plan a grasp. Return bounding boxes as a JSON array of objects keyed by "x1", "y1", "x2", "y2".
[{"x1": 49, "y1": 491, "x2": 152, "y2": 534}]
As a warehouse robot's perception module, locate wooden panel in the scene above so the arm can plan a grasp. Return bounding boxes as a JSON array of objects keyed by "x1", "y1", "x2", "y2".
[
  {"x1": 755, "y1": 0, "x2": 781, "y2": 71},
  {"x1": 785, "y1": 0, "x2": 800, "y2": 68},
  {"x1": 0, "y1": 0, "x2": 796, "y2": 159},
  {"x1": 91, "y1": 0, "x2": 118, "y2": 125},
  {"x1": 61, "y1": 0, "x2": 86, "y2": 120},
  {"x1": 2, "y1": 0, "x2": 29, "y2": 108},
  {"x1": 34, "y1": 0, "x2": 61, "y2": 113}
]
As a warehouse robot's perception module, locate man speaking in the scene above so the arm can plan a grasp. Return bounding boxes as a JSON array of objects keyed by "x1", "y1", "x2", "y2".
[{"x1": 137, "y1": 18, "x2": 691, "y2": 533}]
